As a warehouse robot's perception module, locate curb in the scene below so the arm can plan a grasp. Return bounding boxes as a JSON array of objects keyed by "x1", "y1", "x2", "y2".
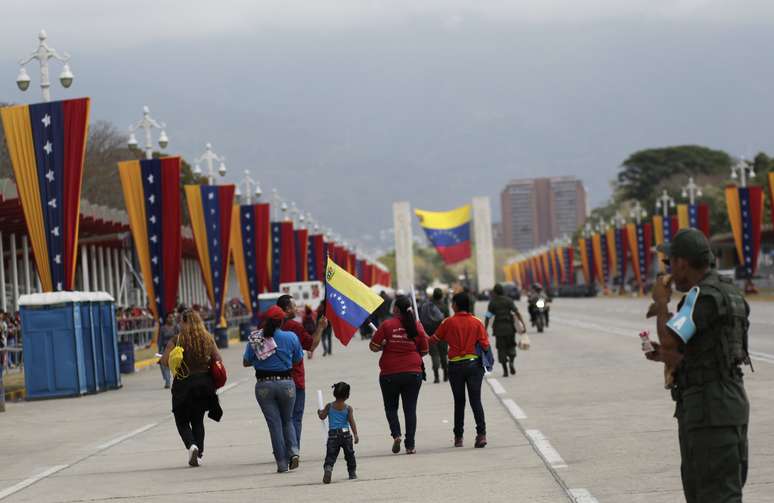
[{"x1": 132, "y1": 337, "x2": 241, "y2": 372}]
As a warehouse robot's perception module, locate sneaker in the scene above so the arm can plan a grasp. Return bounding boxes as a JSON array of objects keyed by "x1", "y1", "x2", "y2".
[
  {"x1": 391, "y1": 437, "x2": 402, "y2": 454},
  {"x1": 454, "y1": 437, "x2": 463, "y2": 448},
  {"x1": 188, "y1": 445, "x2": 199, "y2": 467},
  {"x1": 349, "y1": 472, "x2": 357, "y2": 480},
  {"x1": 405, "y1": 448, "x2": 416, "y2": 455},
  {"x1": 164, "y1": 383, "x2": 171, "y2": 389},
  {"x1": 323, "y1": 469, "x2": 332, "y2": 484},
  {"x1": 289, "y1": 455, "x2": 300, "y2": 470},
  {"x1": 474, "y1": 435, "x2": 487, "y2": 448}
]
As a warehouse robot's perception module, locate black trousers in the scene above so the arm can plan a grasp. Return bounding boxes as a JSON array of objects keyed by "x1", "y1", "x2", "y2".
[
  {"x1": 448, "y1": 360, "x2": 486, "y2": 438},
  {"x1": 324, "y1": 430, "x2": 356, "y2": 474},
  {"x1": 379, "y1": 372, "x2": 422, "y2": 449},
  {"x1": 174, "y1": 405, "x2": 206, "y2": 453},
  {"x1": 678, "y1": 421, "x2": 748, "y2": 503}
]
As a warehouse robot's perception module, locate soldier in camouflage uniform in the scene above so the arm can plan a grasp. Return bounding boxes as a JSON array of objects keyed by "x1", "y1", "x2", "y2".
[{"x1": 646, "y1": 229, "x2": 750, "y2": 503}]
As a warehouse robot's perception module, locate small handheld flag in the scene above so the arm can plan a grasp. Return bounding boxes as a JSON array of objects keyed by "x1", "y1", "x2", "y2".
[{"x1": 324, "y1": 257, "x2": 384, "y2": 346}]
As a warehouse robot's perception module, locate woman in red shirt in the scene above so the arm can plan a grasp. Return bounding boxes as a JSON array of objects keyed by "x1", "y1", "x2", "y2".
[{"x1": 370, "y1": 295, "x2": 429, "y2": 455}]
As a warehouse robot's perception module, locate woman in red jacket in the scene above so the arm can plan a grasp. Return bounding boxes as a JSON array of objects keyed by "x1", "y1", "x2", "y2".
[{"x1": 370, "y1": 295, "x2": 429, "y2": 455}]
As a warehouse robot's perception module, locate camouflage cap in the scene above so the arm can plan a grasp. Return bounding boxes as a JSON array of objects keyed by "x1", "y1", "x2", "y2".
[{"x1": 657, "y1": 228, "x2": 712, "y2": 261}]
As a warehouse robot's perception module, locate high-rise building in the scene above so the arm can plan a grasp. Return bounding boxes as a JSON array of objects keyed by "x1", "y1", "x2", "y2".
[{"x1": 500, "y1": 176, "x2": 587, "y2": 251}]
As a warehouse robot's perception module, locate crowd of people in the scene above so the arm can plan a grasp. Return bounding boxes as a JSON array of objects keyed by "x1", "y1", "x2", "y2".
[
  {"x1": 0, "y1": 310, "x2": 21, "y2": 369},
  {"x1": 152, "y1": 285, "x2": 533, "y2": 484}
]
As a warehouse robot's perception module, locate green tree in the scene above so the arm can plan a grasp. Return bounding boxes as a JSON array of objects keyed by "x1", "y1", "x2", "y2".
[{"x1": 616, "y1": 145, "x2": 731, "y2": 209}]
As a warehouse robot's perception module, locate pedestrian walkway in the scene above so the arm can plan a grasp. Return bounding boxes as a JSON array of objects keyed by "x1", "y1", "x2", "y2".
[{"x1": 0, "y1": 335, "x2": 569, "y2": 502}]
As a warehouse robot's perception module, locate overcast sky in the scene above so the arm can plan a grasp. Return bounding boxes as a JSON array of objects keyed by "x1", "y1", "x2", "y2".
[{"x1": 2, "y1": 1, "x2": 774, "y2": 254}]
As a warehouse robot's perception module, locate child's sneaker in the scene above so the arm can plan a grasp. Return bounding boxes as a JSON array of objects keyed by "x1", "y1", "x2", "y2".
[
  {"x1": 323, "y1": 469, "x2": 333, "y2": 484},
  {"x1": 349, "y1": 472, "x2": 357, "y2": 480}
]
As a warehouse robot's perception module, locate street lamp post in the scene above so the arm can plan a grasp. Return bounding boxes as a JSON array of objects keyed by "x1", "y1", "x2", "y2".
[
  {"x1": 730, "y1": 158, "x2": 756, "y2": 188},
  {"x1": 655, "y1": 190, "x2": 675, "y2": 218},
  {"x1": 16, "y1": 30, "x2": 74, "y2": 102},
  {"x1": 127, "y1": 106, "x2": 168, "y2": 160},
  {"x1": 681, "y1": 177, "x2": 703, "y2": 205},
  {"x1": 194, "y1": 143, "x2": 227, "y2": 185},
  {"x1": 629, "y1": 201, "x2": 647, "y2": 225},
  {"x1": 236, "y1": 170, "x2": 261, "y2": 204}
]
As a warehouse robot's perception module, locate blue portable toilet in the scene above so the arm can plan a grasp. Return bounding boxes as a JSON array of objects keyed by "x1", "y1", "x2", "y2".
[
  {"x1": 78, "y1": 297, "x2": 100, "y2": 393},
  {"x1": 92, "y1": 292, "x2": 121, "y2": 388},
  {"x1": 19, "y1": 292, "x2": 89, "y2": 399}
]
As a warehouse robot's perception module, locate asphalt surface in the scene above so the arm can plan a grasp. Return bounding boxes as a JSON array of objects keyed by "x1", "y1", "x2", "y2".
[{"x1": 0, "y1": 296, "x2": 771, "y2": 502}]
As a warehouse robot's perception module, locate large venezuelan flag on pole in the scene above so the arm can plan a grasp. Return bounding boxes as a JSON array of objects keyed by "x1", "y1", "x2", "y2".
[
  {"x1": 325, "y1": 257, "x2": 385, "y2": 345},
  {"x1": 118, "y1": 157, "x2": 181, "y2": 320},
  {"x1": 0, "y1": 98, "x2": 90, "y2": 292},
  {"x1": 185, "y1": 184, "x2": 235, "y2": 326},
  {"x1": 415, "y1": 204, "x2": 472, "y2": 265},
  {"x1": 725, "y1": 185, "x2": 763, "y2": 279}
]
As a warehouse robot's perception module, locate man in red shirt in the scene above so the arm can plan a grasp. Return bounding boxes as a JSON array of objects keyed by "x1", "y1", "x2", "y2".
[
  {"x1": 430, "y1": 292, "x2": 490, "y2": 448},
  {"x1": 277, "y1": 295, "x2": 327, "y2": 448}
]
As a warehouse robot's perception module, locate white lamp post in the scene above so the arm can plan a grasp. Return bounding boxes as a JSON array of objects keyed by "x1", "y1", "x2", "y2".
[
  {"x1": 16, "y1": 30, "x2": 73, "y2": 102},
  {"x1": 237, "y1": 170, "x2": 261, "y2": 204},
  {"x1": 194, "y1": 143, "x2": 227, "y2": 185},
  {"x1": 655, "y1": 190, "x2": 675, "y2": 218},
  {"x1": 730, "y1": 157, "x2": 755, "y2": 188},
  {"x1": 128, "y1": 106, "x2": 168, "y2": 160},
  {"x1": 681, "y1": 177, "x2": 703, "y2": 205},
  {"x1": 629, "y1": 201, "x2": 647, "y2": 225}
]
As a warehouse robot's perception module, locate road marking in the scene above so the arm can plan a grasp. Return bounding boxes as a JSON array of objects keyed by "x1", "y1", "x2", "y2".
[
  {"x1": 95, "y1": 423, "x2": 159, "y2": 451},
  {"x1": 0, "y1": 465, "x2": 69, "y2": 500},
  {"x1": 0, "y1": 374, "x2": 249, "y2": 500},
  {"x1": 217, "y1": 378, "x2": 246, "y2": 395},
  {"x1": 554, "y1": 316, "x2": 774, "y2": 365},
  {"x1": 486, "y1": 377, "x2": 507, "y2": 395},
  {"x1": 526, "y1": 429, "x2": 567, "y2": 469},
  {"x1": 569, "y1": 488, "x2": 599, "y2": 502},
  {"x1": 502, "y1": 398, "x2": 527, "y2": 419}
]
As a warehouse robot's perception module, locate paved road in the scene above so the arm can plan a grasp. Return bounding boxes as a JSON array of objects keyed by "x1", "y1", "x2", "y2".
[{"x1": 0, "y1": 296, "x2": 771, "y2": 502}]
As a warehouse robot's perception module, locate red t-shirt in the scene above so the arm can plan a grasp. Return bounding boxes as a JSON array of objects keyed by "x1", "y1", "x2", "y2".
[
  {"x1": 282, "y1": 319, "x2": 314, "y2": 389},
  {"x1": 431, "y1": 312, "x2": 489, "y2": 359},
  {"x1": 371, "y1": 317, "x2": 429, "y2": 376}
]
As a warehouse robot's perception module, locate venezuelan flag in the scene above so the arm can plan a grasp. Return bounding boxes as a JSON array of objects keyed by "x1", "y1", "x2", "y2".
[
  {"x1": 324, "y1": 257, "x2": 385, "y2": 345},
  {"x1": 118, "y1": 157, "x2": 181, "y2": 320},
  {"x1": 185, "y1": 184, "x2": 235, "y2": 326},
  {"x1": 0, "y1": 98, "x2": 90, "y2": 292},
  {"x1": 415, "y1": 204, "x2": 472, "y2": 265}
]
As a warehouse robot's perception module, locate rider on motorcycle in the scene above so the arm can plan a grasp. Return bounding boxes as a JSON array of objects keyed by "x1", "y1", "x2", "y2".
[{"x1": 527, "y1": 283, "x2": 550, "y2": 327}]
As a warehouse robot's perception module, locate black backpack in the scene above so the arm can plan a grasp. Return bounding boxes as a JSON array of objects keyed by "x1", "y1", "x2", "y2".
[{"x1": 419, "y1": 302, "x2": 444, "y2": 335}]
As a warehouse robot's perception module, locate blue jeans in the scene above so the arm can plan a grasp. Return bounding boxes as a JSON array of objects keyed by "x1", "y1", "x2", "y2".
[
  {"x1": 293, "y1": 387, "x2": 305, "y2": 448},
  {"x1": 254, "y1": 379, "x2": 298, "y2": 470},
  {"x1": 158, "y1": 343, "x2": 171, "y2": 386}
]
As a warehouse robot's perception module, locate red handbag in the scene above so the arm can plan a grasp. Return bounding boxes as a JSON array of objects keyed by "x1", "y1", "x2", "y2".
[{"x1": 210, "y1": 359, "x2": 227, "y2": 389}]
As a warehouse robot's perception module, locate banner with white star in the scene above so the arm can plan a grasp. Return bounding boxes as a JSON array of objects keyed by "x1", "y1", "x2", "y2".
[
  {"x1": 626, "y1": 222, "x2": 652, "y2": 292},
  {"x1": 0, "y1": 98, "x2": 90, "y2": 291},
  {"x1": 118, "y1": 157, "x2": 181, "y2": 320},
  {"x1": 185, "y1": 184, "x2": 235, "y2": 326},
  {"x1": 232, "y1": 202, "x2": 272, "y2": 316},
  {"x1": 725, "y1": 185, "x2": 763, "y2": 280}
]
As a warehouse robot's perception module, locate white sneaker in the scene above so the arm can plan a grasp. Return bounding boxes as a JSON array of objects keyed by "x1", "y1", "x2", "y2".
[{"x1": 188, "y1": 445, "x2": 199, "y2": 467}]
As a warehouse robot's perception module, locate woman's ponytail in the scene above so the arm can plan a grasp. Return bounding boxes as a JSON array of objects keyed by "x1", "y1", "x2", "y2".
[{"x1": 394, "y1": 295, "x2": 418, "y2": 340}]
